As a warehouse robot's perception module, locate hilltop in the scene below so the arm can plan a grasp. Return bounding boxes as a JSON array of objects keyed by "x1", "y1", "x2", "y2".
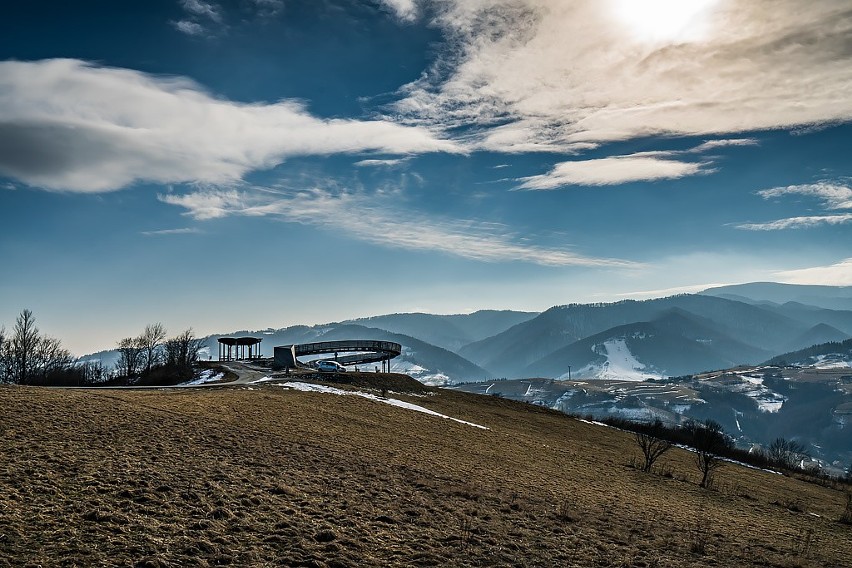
[{"x1": 1, "y1": 380, "x2": 849, "y2": 567}]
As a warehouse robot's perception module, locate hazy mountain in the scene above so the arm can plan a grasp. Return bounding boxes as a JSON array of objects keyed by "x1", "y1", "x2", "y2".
[
  {"x1": 344, "y1": 310, "x2": 536, "y2": 352},
  {"x1": 523, "y1": 310, "x2": 771, "y2": 379},
  {"x1": 702, "y1": 282, "x2": 852, "y2": 311},
  {"x1": 460, "y1": 294, "x2": 804, "y2": 377},
  {"x1": 766, "y1": 337, "x2": 852, "y2": 367},
  {"x1": 758, "y1": 302, "x2": 852, "y2": 337},
  {"x1": 783, "y1": 324, "x2": 850, "y2": 353}
]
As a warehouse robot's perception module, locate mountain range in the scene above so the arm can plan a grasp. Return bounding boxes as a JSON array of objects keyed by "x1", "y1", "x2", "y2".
[
  {"x1": 80, "y1": 282, "x2": 852, "y2": 466},
  {"x1": 85, "y1": 283, "x2": 852, "y2": 385}
]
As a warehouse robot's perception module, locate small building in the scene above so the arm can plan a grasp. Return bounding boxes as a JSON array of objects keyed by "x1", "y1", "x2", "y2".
[{"x1": 218, "y1": 337, "x2": 262, "y2": 361}]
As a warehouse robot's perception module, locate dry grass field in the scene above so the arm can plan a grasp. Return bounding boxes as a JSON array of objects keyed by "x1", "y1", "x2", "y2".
[{"x1": 0, "y1": 378, "x2": 850, "y2": 567}]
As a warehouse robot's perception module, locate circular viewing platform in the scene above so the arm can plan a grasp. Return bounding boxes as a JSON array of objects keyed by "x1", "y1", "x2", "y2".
[{"x1": 274, "y1": 340, "x2": 402, "y2": 371}]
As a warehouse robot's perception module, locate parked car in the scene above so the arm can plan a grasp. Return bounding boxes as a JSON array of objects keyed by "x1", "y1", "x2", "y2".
[{"x1": 316, "y1": 360, "x2": 347, "y2": 373}]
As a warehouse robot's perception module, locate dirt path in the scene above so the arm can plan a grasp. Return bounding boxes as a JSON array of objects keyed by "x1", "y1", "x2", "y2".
[{"x1": 216, "y1": 361, "x2": 271, "y2": 385}]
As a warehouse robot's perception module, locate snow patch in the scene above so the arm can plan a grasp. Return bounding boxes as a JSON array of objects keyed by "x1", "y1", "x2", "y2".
[
  {"x1": 391, "y1": 357, "x2": 451, "y2": 386},
  {"x1": 278, "y1": 381, "x2": 489, "y2": 430},
  {"x1": 180, "y1": 369, "x2": 224, "y2": 386},
  {"x1": 730, "y1": 373, "x2": 786, "y2": 413},
  {"x1": 574, "y1": 339, "x2": 666, "y2": 382}
]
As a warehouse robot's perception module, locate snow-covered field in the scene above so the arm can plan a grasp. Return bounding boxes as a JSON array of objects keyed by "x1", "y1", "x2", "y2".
[
  {"x1": 813, "y1": 354, "x2": 852, "y2": 370},
  {"x1": 568, "y1": 339, "x2": 666, "y2": 382},
  {"x1": 730, "y1": 373, "x2": 787, "y2": 413}
]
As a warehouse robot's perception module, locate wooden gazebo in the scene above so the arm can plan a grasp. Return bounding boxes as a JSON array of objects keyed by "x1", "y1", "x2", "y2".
[{"x1": 218, "y1": 337, "x2": 262, "y2": 361}]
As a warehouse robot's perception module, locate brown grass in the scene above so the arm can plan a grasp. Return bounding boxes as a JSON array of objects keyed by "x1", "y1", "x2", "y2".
[{"x1": 0, "y1": 383, "x2": 849, "y2": 567}]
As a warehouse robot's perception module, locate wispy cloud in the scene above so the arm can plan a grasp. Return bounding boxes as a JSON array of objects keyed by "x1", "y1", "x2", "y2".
[
  {"x1": 171, "y1": 0, "x2": 222, "y2": 36},
  {"x1": 180, "y1": 0, "x2": 221, "y2": 22},
  {"x1": 690, "y1": 138, "x2": 759, "y2": 153},
  {"x1": 613, "y1": 282, "x2": 731, "y2": 299},
  {"x1": 737, "y1": 180, "x2": 852, "y2": 230},
  {"x1": 392, "y1": 1, "x2": 852, "y2": 151},
  {"x1": 353, "y1": 158, "x2": 409, "y2": 168},
  {"x1": 757, "y1": 182, "x2": 852, "y2": 210},
  {"x1": 736, "y1": 214, "x2": 852, "y2": 231},
  {"x1": 0, "y1": 59, "x2": 460, "y2": 192},
  {"x1": 518, "y1": 154, "x2": 707, "y2": 189},
  {"x1": 172, "y1": 20, "x2": 205, "y2": 36},
  {"x1": 160, "y1": 185, "x2": 638, "y2": 268},
  {"x1": 140, "y1": 227, "x2": 202, "y2": 236},
  {"x1": 775, "y1": 258, "x2": 852, "y2": 286},
  {"x1": 378, "y1": 0, "x2": 418, "y2": 22}
]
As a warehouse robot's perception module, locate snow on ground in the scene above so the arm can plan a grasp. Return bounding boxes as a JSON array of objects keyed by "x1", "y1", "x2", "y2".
[
  {"x1": 813, "y1": 355, "x2": 852, "y2": 369},
  {"x1": 277, "y1": 381, "x2": 489, "y2": 430},
  {"x1": 391, "y1": 358, "x2": 451, "y2": 386},
  {"x1": 570, "y1": 339, "x2": 666, "y2": 382},
  {"x1": 180, "y1": 369, "x2": 225, "y2": 386},
  {"x1": 730, "y1": 373, "x2": 787, "y2": 413}
]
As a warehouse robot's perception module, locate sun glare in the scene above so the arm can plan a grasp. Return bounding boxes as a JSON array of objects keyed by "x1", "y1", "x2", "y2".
[{"x1": 610, "y1": 0, "x2": 719, "y2": 44}]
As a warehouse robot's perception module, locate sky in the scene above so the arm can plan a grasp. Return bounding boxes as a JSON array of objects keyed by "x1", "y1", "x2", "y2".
[{"x1": 1, "y1": 0, "x2": 851, "y2": 355}]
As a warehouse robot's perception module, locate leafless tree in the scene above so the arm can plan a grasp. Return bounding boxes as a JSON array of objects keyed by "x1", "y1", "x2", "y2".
[
  {"x1": 0, "y1": 310, "x2": 75, "y2": 385},
  {"x1": 164, "y1": 329, "x2": 204, "y2": 371},
  {"x1": 10, "y1": 309, "x2": 41, "y2": 384},
  {"x1": 116, "y1": 337, "x2": 144, "y2": 379},
  {"x1": 766, "y1": 437, "x2": 806, "y2": 470},
  {"x1": 689, "y1": 420, "x2": 729, "y2": 488},
  {"x1": 33, "y1": 336, "x2": 73, "y2": 382},
  {"x1": 635, "y1": 419, "x2": 672, "y2": 472},
  {"x1": 138, "y1": 323, "x2": 166, "y2": 376},
  {"x1": 0, "y1": 326, "x2": 9, "y2": 383}
]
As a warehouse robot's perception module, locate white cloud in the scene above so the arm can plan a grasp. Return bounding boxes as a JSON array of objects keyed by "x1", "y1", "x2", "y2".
[
  {"x1": 738, "y1": 180, "x2": 852, "y2": 230},
  {"x1": 775, "y1": 258, "x2": 852, "y2": 286},
  {"x1": 141, "y1": 227, "x2": 201, "y2": 236},
  {"x1": 690, "y1": 138, "x2": 759, "y2": 153},
  {"x1": 736, "y1": 214, "x2": 852, "y2": 231},
  {"x1": 614, "y1": 282, "x2": 731, "y2": 299},
  {"x1": 518, "y1": 154, "x2": 706, "y2": 189},
  {"x1": 393, "y1": 1, "x2": 852, "y2": 150},
  {"x1": 353, "y1": 158, "x2": 408, "y2": 167},
  {"x1": 180, "y1": 0, "x2": 221, "y2": 22},
  {"x1": 379, "y1": 0, "x2": 418, "y2": 21},
  {"x1": 757, "y1": 182, "x2": 852, "y2": 210},
  {"x1": 160, "y1": 185, "x2": 638, "y2": 267},
  {"x1": 0, "y1": 59, "x2": 460, "y2": 192},
  {"x1": 172, "y1": 20, "x2": 205, "y2": 36}
]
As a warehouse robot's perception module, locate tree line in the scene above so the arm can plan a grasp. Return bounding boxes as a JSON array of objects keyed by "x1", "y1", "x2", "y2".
[
  {"x1": 609, "y1": 415, "x2": 852, "y2": 485},
  {"x1": 0, "y1": 309, "x2": 204, "y2": 386}
]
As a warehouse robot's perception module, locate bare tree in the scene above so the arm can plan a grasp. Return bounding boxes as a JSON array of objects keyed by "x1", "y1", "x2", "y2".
[
  {"x1": 635, "y1": 419, "x2": 672, "y2": 472},
  {"x1": 138, "y1": 323, "x2": 166, "y2": 376},
  {"x1": 10, "y1": 309, "x2": 41, "y2": 384},
  {"x1": 33, "y1": 336, "x2": 73, "y2": 383},
  {"x1": 116, "y1": 337, "x2": 144, "y2": 379},
  {"x1": 767, "y1": 437, "x2": 806, "y2": 470},
  {"x1": 689, "y1": 420, "x2": 729, "y2": 489},
  {"x1": 164, "y1": 329, "x2": 204, "y2": 373},
  {"x1": 0, "y1": 310, "x2": 76, "y2": 385},
  {"x1": 0, "y1": 326, "x2": 10, "y2": 384}
]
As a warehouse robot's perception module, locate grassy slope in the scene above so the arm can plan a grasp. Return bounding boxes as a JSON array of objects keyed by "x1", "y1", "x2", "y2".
[{"x1": 0, "y1": 384, "x2": 849, "y2": 567}]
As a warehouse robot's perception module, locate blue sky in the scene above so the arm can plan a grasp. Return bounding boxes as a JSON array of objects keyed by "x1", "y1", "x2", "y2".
[{"x1": 1, "y1": 0, "x2": 851, "y2": 355}]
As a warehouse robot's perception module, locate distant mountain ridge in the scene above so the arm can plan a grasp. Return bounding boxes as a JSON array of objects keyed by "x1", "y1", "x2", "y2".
[
  {"x1": 702, "y1": 282, "x2": 852, "y2": 311},
  {"x1": 459, "y1": 294, "x2": 807, "y2": 378},
  {"x1": 80, "y1": 283, "x2": 852, "y2": 384}
]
